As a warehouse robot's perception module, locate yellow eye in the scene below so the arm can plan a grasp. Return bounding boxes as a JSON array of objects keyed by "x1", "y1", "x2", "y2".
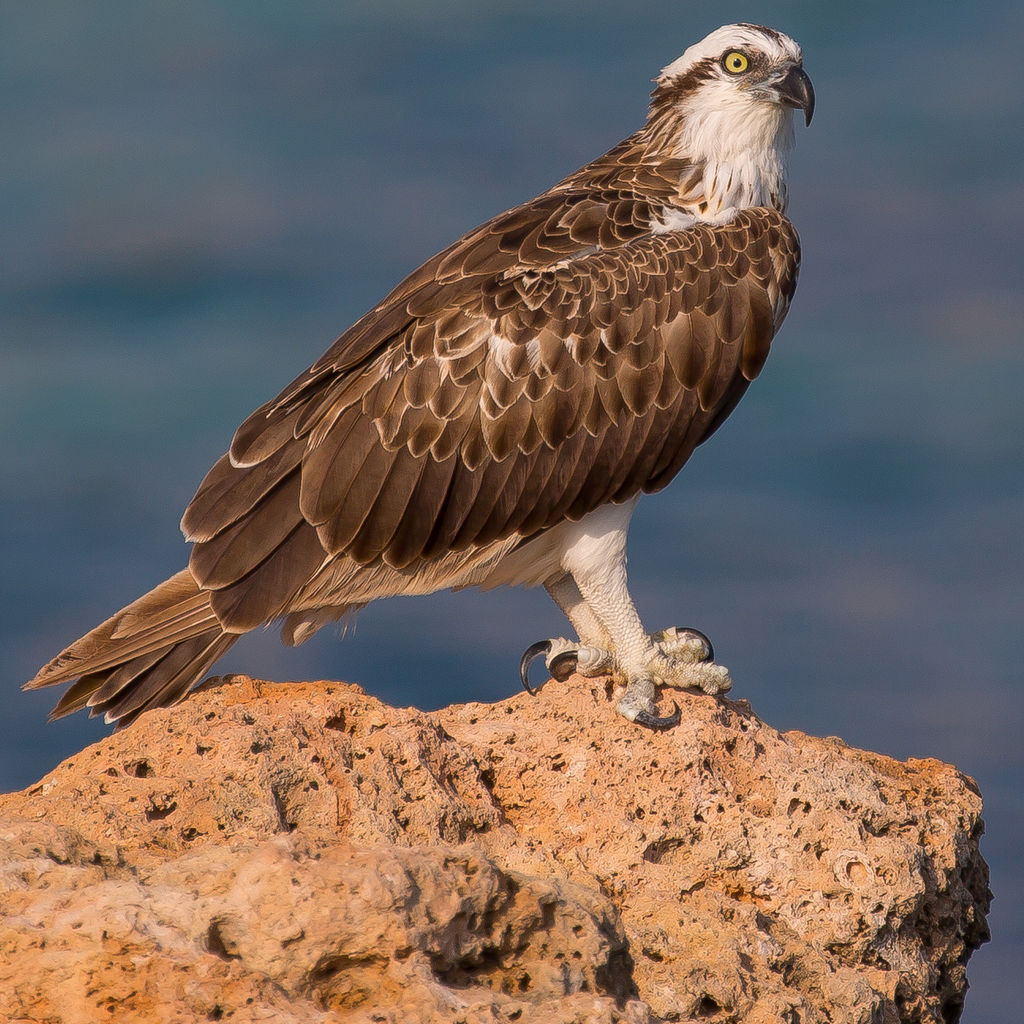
[{"x1": 722, "y1": 51, "x2": 749, "y2": 74}]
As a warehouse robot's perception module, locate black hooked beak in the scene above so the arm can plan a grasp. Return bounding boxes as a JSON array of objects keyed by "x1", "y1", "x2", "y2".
[{"x1": 776, "y1": 64, "x2": 815, "y2": 126}]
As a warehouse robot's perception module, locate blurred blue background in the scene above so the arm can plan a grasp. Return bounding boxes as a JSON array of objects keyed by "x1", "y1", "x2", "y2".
[{"x1": 1, "y1": 3, "x2": 1020, "y2": 1018}]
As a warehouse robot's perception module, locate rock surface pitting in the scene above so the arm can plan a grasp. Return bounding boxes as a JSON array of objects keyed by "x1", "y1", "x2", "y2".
[{"x1": 0, "y1": 674, "x2": 990, "y2": 1022}]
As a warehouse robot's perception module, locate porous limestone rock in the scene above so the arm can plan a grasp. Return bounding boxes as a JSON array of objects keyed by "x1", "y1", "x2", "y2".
[{"x1": 0, "y1": 674, "x2": 989, "y2": 1023}]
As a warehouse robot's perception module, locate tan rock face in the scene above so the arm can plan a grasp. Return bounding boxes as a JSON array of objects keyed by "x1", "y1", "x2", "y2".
[{"x1": 0, "y1": 674, "x2": 989, "y2": 1023}]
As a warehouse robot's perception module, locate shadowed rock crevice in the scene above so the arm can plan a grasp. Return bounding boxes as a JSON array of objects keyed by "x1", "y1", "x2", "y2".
[{"x1": 0, "y1": 674, "x2": 990, "y2": 1023}]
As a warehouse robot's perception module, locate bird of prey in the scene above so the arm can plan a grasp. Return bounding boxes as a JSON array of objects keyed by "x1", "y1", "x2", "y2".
[{"x1": 26, "y1": 24, "x2": 813, "y2": 730}]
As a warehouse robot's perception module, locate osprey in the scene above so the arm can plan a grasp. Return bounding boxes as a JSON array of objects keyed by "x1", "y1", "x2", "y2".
[{"x1": 26, "y1": 24, "x2": 813, "y2": 730}]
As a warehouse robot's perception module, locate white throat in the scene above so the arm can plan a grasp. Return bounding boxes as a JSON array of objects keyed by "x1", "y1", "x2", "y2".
[{"x1": 677, "y1": 86, "x2": 795, "y2": 217}]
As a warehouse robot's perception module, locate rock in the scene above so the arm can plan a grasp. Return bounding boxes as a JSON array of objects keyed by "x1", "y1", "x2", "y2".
[{"x1": 0, "y1": 674, "x2": 989, "y2": 1023}]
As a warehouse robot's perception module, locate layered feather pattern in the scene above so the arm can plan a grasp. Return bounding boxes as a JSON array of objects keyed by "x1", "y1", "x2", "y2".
[{"x1": 179, "y1": 202, "x2": 797, "y2": 630}]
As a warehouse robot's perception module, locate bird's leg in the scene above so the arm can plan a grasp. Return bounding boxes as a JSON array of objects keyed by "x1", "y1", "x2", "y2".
[
  {"x1": 518, "y1": 505, "x2": 731, "y2": 725},
  {"x1": 568, "y1": 556, "x2": 731, "y2": 727},
  {"x1": 521, "y1": 506, "x2": 728, "y2": 726},
  {"x1": 566, "y1": 553, "x2": 670, "y2": 719},
  {"x1": 544, "y1": 572, "x2": 611, "y2": 648},
  {"x1": 544, "y1": 573, "x2": 617, "y2": 674},
  {"x1": 519, "y1": 574, "x2": 616, "y2": 694}
]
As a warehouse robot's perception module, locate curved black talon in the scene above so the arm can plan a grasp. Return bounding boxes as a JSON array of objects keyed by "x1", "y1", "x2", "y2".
[
  {"x1": 668, "y1": 626, "x2": 714, "y2": 663},
  {"x1": 632, "y1": 701, "x2": 682, "y2": 730},
  {"x1": 519, "y1": 640, "x2": 551, "y2": 695},
  {"x1": 548, "y1": 650, "x2": 579, "y2": 682}
]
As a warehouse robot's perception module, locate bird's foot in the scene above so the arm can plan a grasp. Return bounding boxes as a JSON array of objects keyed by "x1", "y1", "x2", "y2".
[
  {"x1": 519, "y1": 639, "x2": 678, "y2": 728},
  {"x1": 615, "y1": 675, "x2": 681, "y2": 730},
  {"x1": 518, "y1": 626, "x2": 730, "y2": 728},
  {"x1": 643, "y1": 651, "x2": 732, "y2": 697},
  {"x1": 646, "y1": 626, "x2": 732, "y2": 697},
  {"x1": 650, "y1": 625, "x2": 714, "y2": 665},
  {"x1": 613, "y1": 630, "x2": 729, "y2": 729},
  {"x1": 519, "y1": 637, "x2": 614, "y2": 694}
]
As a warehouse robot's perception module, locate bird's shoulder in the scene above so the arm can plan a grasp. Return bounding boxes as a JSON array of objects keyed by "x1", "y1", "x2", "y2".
[{"x1": 268, "y1": 163, "x2": 796, "y2": 387}]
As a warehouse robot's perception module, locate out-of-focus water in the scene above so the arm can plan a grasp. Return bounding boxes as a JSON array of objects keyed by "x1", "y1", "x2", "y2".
[{"x1": 2, "y1": 4, "x2": 1021, "y2": 1018}]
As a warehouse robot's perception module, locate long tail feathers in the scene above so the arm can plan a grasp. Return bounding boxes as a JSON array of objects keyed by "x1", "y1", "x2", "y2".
[{"x1": 23, "y1": 570, "x2": 237, "y2": 728}]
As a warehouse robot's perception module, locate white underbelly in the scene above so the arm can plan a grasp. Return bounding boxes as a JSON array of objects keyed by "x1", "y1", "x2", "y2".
[{"x1": 474, "y1": 496, "x2": 639, "y2": 590}]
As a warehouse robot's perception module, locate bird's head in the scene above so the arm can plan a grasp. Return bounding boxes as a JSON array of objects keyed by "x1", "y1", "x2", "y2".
[{"x1": 649, "y1": 24, "x2": 813, "y2": 213}]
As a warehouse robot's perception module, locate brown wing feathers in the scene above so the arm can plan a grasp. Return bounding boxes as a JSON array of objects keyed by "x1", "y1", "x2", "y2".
[
  {"x1": 180, "y1": 207, "x2": 798, "y2": 630},
  {"x1": 27, "y1": 182, "x2": 798, "y2": 726}
]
